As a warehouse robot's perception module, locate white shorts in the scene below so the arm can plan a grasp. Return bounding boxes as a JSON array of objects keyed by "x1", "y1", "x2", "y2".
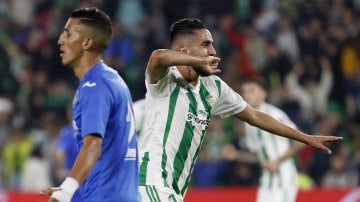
[
  {"x1": 139, "y1": 185, "x2": 183, "y2": 202},
  {"x1": 257, "y1": 186, "x2": 298, "y2": 202}
]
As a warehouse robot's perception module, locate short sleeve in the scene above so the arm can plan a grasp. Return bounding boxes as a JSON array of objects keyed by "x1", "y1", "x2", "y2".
[
  {"x1": 80, "y1": 82, "x2": 112, "y2": 138},
  {"x1": 145, "y1": 67, "x2": 176, "y2": 98},
  {"x1": 211, "y1": 79, "x2": 247, "y2": 118}
]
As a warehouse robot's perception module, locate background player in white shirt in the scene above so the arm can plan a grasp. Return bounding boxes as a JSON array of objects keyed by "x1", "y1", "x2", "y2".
[
  {"x1": 138, "y1": 18, "x2": 342, "y2": 202},
  {"x1": 241, "y1": 78, "x2": 304, "y2": 202}
]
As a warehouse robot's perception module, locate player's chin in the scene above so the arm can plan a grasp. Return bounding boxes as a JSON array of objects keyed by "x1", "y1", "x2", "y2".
[
  {"x1": 61, "y1": 58, "x2": 72, "y2": 67},
  {"x1": 60, "y1": 57, "x2": 68, "y2": 65}
]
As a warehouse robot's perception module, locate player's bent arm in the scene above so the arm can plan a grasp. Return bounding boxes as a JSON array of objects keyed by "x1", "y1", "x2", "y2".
[
  {"x1": 147, "y1": 49, "x2": 202, "y2": 83},
  {"x1": 265, "y1": 141, "x2": 306, "y2": 172},
  {"x1": 235, "y1": 105, "x2": 342, "y2": 154},
  {"x1": 147, "y1": 49, "x2": 220, "y2": 84}
]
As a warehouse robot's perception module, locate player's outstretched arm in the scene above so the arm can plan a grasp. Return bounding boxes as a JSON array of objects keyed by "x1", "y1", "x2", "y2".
[
  {"x1": 235, "y1": 105, "x2": 342, "y2": 154},
  {"x1": 147, "y1": 49, "x2": 221, "y2": 84}
]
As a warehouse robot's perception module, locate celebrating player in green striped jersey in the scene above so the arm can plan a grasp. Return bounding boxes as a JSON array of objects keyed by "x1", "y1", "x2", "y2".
[{"x1": 138, "y1": 18, "x2": 342, "y2": 202}]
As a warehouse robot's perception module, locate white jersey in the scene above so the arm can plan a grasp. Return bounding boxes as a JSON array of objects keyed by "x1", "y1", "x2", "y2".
[
  {"x1": 245, "y1": 103, "x2": 298, "y2": 202},
  {"x1": 139, "y1": 67, "x2": 247, "y2": 196},
  {"x1": 133, "y1": 98, "x2": 146, "y2": 137}
]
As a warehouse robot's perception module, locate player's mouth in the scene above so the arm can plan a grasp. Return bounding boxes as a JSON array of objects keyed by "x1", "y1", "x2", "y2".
[{"x1": 59, "y1": 48, "x2": 65, "y2": 57}]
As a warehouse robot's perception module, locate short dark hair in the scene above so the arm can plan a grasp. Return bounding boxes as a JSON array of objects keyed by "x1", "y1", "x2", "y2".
[
  {"x1": 170, "y1": 18, "x2": 207, "y2": 45},
  {"x1": 242, "y1": 76, "x2": 269, "y2": 91},
  {"x1": 70, "y1": 7, "x2": 112, "y2": 52}
]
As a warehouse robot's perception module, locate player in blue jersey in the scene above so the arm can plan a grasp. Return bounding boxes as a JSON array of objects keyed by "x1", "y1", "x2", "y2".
[{"x1": 41, "y1": 7, "x2": 139, "y2": 202}]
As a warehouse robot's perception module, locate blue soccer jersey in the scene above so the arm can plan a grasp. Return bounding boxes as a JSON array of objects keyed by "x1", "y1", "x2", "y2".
[{"x1": 72, "y1": 61, "x2": 139, "y2": 202}]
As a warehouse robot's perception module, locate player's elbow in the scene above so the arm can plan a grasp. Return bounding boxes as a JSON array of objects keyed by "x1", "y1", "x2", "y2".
[{"x1": 149, "y1": 49, "x2": 168, "y2": 67}]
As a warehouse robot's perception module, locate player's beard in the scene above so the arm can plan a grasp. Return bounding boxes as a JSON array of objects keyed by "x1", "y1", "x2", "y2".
[{"x1": 194, "y1": 68, "x2": 211, "y2": 77}]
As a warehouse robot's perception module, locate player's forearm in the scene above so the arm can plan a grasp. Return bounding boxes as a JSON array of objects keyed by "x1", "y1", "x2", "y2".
[
  {"x1": 68, "y1": 136, "x2": 102, "y2": 185},
  {"x1": 147, "y1": 49, "x2": 203, "y2": 82},
  {"x1": 237, "y1": 106, "x2": 311, "y2": 145},
  {"x1": 256, "y1": 113, "x2": 310, "y2": 144},
  {"x1": 48, "y1": 136, "x2": 102, "y2": 202},
  {"x1": 149, "y1": 49, "x2": 204, "y2": 67}
]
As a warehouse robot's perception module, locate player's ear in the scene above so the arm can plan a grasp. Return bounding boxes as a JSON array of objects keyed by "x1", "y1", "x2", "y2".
[
  {"x1": 179, "y1": 45, "x2": 188, "y2": 53},
  {"x1": 262, "y1": 89, "x2": 268, "y2": 101},
  {"x1": 82, "y1": 37, "x2": 94, "y2": 50}
]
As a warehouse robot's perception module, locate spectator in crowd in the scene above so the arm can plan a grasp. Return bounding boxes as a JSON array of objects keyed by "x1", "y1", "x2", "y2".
[
  {"x1": 322, "y1": 154, "x2": 358, "y2": 188},
  {"x1": 285, "y1": 56, "x2": 333, "y2": 128},
  {"x1": 20, "y1": 145, "x2": 51, "y2": 192},
  {"x1": 2, "y1": 127, "x2": 33, "y2": 189}
]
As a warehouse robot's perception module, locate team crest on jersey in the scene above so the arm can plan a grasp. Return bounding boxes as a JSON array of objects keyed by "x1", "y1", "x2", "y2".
[{"x1": 207, "y1": 94, "x2": 214, "y2": 99}]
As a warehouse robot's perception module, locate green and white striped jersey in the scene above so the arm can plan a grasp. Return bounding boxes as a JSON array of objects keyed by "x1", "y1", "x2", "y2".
[
  {"x1": 244, "y1": 103, "x2": 298, "y2": 190},
  {"x1": 139, "y1": 66, "x2": 247, "y2": 196}
]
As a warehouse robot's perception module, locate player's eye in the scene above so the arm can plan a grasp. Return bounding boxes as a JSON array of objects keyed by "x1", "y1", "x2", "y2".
[{"x1": 202, "y1": 42, "x2": 210, "y2": 47}]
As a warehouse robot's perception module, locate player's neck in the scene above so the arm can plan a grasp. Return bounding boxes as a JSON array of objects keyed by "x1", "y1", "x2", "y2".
[
  {"x1": 177, "y1": 66, "x2": 199, "y2": 86},
  {"x1": 73, "y1": 54, "x2": 102, "y2": 80}
]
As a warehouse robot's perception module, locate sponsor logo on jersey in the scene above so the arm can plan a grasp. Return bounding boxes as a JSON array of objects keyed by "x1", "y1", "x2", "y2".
[{"x1": 186, "y1": 112, "x2": 209, "y2": 130}]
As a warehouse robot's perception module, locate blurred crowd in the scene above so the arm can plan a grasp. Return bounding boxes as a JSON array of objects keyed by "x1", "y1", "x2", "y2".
[{"x1": 0, "y1": 0, "x2": 359, "y2": 192}]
